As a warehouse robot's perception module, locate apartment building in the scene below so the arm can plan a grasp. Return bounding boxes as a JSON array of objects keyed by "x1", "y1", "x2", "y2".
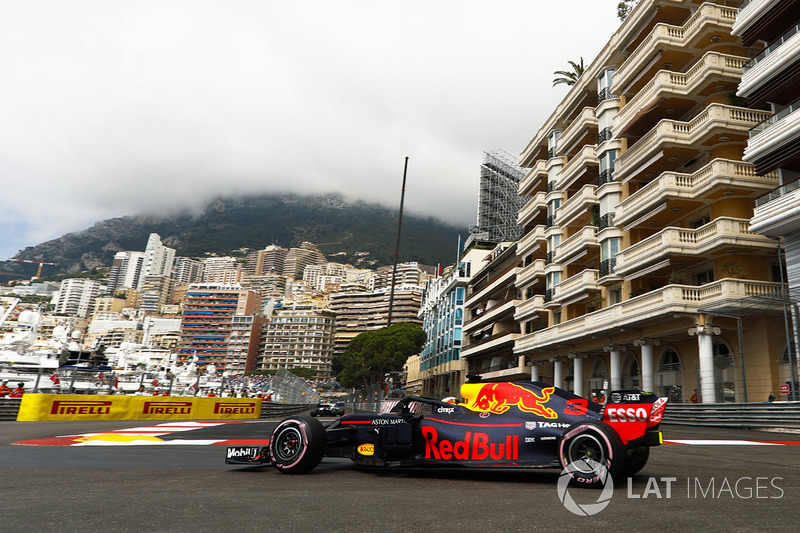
[
  {"x1": 418, "y1": 247, "x2": 487, "y2": 397},
  {"x1": 52, "y1": 278, "x2": 103, "y2": 318},
  {"x1": 514, "y1": 0, "x2": 785, "y2": 404},
  {"x1": 137, "y1": 233, "x2": 176, "y2": 290},
  {"x1": 329, "y1": 284, "x2": 424, "y2": 360},
  {"x1": 176, "y1": 283, "x2": 265, "y2": 371},
  {"x1": 736, "y1": 0, "x2": 800, "y2": 397},
  {"x1": 257, "y1": 304, "x2": 335, "y2": 377},
  {"x1": 283, "y1": 242, "x2": 326, "y2": 280}
]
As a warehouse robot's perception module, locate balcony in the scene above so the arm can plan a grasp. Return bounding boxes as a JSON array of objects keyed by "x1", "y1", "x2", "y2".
[
  {"x1": 739, "y1": 21, "x2": 800, "y2": 105},
  {"x1": 466, "y1": 267, "x2": 518, "y2": 306},
  {"x1": 517, "y1": 191, "x2": 547, "y2": 228},
  {"x1": 517, "y1": 225, "x2": 547, "y2": 257},
  {"x1": 557, "y1": 145, "x2": 598, "y2": 191},
  {"x1": 464, "y1": 299, "x2": 518, "y2": 333},
  {"x1": 515, "y1": 278, "x2": 783, "y2": 353},
  {"x1": 519, "y1": 159, "x2": 547, "y2": 196},
  {"x1": 514, "y1": 294, "x2": 546, "y2": 322},
  {"x1": 614, "y1": 159, "x2": 779, "y2": 228},
  {"x1": 614, "y1": 217, "x2": 776, "y2": 276},
  {"x1": 614, "y1": 104, "x2": 772, "y2": 182},
  {"x1": 614, "y1": 3, "x2": 739, "y2": 93},
  {"x1": 615, "y1": 51, "x2": 748, "y2": 137},
  {"x1": 745, "y1": 98, "x2": 800, "y2": 173},
  {"x1": 554, "y1": 226, "x2": 599, "y2": 265},
  {"x1": 598, "y1": 212, "x2": 616, "y2": 230},
  {"x1": 558, "y1": 107, "x2": 598, "y2": 156},
  {"x1": 598, "y1": 168, "x2": 614, "y2": 187},
  {"x1": 552, "y1": 270, "x2": 600, "y2": 304},
  {"x1": 556, "y1": 184, "x2": 598, "y2": 229},
  {"x1": 461, "y1": 329, "x2": 519, "y2": 359},
  {"x1": 596, "y1": 127, "x2": 613, "y2": 146},
  {"x1": 751, "y1": 177, "x2": 800, "y2": 237},
  {"x1": 516, "y1": 258, "x2": 547, "y2": 288}
]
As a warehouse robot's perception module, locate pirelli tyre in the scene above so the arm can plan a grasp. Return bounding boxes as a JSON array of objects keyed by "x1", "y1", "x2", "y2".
[
  {"x1": 269, "y1": 415, "x2": 326, "y2": 474},
  {"x1": 558, "y1": 420, "x2": 625, "y2": 487},
  {"x1": 624, "y1": 446, "x2": 650, "y2": 476}
]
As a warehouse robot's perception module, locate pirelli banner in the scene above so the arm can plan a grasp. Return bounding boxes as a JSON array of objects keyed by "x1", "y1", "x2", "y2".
[{"x1": 16, "y1": 394, "x2": 262, "y2": 422}]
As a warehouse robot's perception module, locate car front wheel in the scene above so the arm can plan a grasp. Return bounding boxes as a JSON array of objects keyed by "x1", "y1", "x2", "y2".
[{"x1": 269, "y1": 415, "x2": 325, "y2": 474}]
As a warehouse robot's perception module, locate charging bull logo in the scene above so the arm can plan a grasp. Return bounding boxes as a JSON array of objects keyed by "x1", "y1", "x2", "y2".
[{"x1": 462, "y1": 383, "x2": 557, "y2": 418}]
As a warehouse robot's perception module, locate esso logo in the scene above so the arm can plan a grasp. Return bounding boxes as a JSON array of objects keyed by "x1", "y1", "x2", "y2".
[{"x1": 606, "y1": 406, "x2": 648, "y2": 423}]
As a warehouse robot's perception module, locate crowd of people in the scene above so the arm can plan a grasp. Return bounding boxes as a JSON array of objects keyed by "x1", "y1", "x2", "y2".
[{"x1": 0, "y1": 379, "x2": 25, "y2": 398}]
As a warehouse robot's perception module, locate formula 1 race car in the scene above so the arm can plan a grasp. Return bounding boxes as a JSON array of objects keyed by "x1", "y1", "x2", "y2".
[{"x1": 226, "y1": 381, "x2": 667, "y2": 486}]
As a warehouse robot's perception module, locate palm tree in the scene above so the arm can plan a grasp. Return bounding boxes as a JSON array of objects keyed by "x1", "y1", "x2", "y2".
[{"x1": 552, "y1": 58, "x2": 585, "y2": 87}]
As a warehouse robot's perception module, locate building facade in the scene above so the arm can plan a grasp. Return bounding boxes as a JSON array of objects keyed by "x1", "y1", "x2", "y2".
[
  {"x1": 52, "y1": 278, "x2": 103, "y2": 318},
  {"x1": 257, "y1": 305, "x2": 335, "y2": 377},
  {"x1": 513, "y1": 0, "x2": 786, "y2": 404},
  {"x1": 176, "y1": 283, "x2": 264, "y2": 371}
]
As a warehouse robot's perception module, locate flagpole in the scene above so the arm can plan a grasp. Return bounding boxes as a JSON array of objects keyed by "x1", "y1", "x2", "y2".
[{"x1": 387, "y1": 156, "x2": 409, "y2": 327}]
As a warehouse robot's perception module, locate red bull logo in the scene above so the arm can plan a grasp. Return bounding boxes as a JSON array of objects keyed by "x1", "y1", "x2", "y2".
[
  {"x1": 462, "y1": 383, "x2": 557, "y2": 418},
  {"x1": 143, "y1": 401, "x2": 193, "y2": 415},
  {"x1": 422, "y1": 427, "x2": 519, "y2": 460},
  {"x1": 50, "y1": 400, "x2": 112, "y2": 415},
  {"x1": 213, "y1": 402, "x2": 257, "y2": 415}
]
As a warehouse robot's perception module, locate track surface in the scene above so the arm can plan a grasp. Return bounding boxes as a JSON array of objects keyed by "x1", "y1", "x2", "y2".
[{"x1": 2, "y1": 419, "x2": 798, "y2": 532}]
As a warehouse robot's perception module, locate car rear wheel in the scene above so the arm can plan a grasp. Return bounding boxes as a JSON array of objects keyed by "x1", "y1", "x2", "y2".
[
  {"x1": 559, "y1": 420, "x2": 624, "y2": 487},
  {"x1": 269, "y1": 415, "x2": 325, "y2": 474}
]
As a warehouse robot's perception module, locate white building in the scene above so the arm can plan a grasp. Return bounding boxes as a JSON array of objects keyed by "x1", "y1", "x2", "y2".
[{"x1": 52, "y1": 279, "x2": 103, "y2": 318}]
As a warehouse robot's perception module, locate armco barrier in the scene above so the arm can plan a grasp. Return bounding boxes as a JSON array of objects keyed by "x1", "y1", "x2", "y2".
[
  {"x1": 1, "y1": 398, "x2": 21, "y2": 421},
  {"x1": 662, "y1": 402, "x2": 800, "y2": 429}
]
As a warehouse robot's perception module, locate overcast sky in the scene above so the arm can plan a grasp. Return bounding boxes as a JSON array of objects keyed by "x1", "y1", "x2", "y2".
[{"x1": 0, "y1": 0, "x2": 621, "y2": 259}]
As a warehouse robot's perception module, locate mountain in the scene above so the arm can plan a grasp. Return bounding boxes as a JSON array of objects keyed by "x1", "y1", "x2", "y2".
[{"x1": 1, "y1": 193, "x2": 465, "y2": 282}]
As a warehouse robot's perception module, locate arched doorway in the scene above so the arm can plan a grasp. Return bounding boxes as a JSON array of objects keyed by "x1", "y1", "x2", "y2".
[
  {"x1": 712, "y1": 341, "x2": 736, "y2": 403},
  {"x1": 588, "y1": 358, "x2": 607, "y2": 401},
  {"x1": 622, "y1": 354, "x2": 640, "y2": 389},
  {"x1": 655, "y1": 348, "x2": 683, "y2": 402}
]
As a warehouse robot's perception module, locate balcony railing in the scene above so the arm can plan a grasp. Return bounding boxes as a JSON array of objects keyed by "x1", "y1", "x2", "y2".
[
  {"x1": 545, "y1": 251, "x2": 555, "y2": 265},
  {"x1": 547, "y1": 180, "x2": 556, "y2": 192},
  {"x1": 599, "y1": 258, "x2": 617, "y2": 278},
  {"x1": 598, "y1": 168, "x2": 614, "y2": 186},
  {"x1": 596, "y1": 127, "x2": 613, "y2": 145},
  {"x1": 598, "y1": 212, "x2": 615, "y2": 230},
  {"x1": 545, "y1": 215, "x2": 556, "y2": 228},
  {"x1": 750, "y1": 96, "x2": 800, "y2": 137},
  {"x1": 548, "y1": 147, "x2": 558, "y2": 159},
  {"x1": 755, "y1": 176, "x2": 800, "y2": 207},
  {"x1": 743, "y1": 22, "x2": 800, "y2": 73},
  {"x1": 597, "y1": 87, "x2": 617, "y2": 104},
  {"x1": 544, "y1": 288, "x2": 554, "y2": 303}
]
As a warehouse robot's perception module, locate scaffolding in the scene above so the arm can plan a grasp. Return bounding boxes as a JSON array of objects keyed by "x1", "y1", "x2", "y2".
[{"x1": 469, "y1": 149, "x2": 526, "y2": 244}]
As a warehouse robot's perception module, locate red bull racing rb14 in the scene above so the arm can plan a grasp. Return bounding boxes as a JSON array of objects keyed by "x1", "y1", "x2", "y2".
[{"x1": 225, "y1": 381, "x2": 667, "y2": 486}]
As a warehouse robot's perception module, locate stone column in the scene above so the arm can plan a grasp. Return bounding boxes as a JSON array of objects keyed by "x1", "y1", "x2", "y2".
[
  {"x1": 633, "y1": 339, "x2": 659, "y2": 393},
  {"x1": 570, "y1": 353, "x2": 585, "y2": 397},
  {"x1": 689, "y1": 325, "x2": 720, "y2": 404},
  {"x1": 530, "y1": 362, "x2": 539, "y2": 382},
  {"x1": 550, "y1": 357, "x2": 563, "y2": 388},
  {"x1": 604, "y1": 345, "x2": 622, "y2": 391}
]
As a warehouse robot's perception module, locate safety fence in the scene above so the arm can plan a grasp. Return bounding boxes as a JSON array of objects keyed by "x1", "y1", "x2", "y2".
[
  {"x1": 662, "y1": 402, "x2": 800, "y2": 429},
  {"x1": 0, "y1": 398, "x2": 20, "y2": 421}
]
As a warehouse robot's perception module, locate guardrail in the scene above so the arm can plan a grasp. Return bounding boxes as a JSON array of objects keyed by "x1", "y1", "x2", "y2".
[
  {"x1": 0, "y1": 398, "x2": 21, "y2": 421},
  {"x1": 663, "y1": 402, "x2": 800, "y2": 429}
]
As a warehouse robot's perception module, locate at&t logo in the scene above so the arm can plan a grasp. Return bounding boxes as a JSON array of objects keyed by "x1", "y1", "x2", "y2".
[{"x1": 557, "y1": 459, "x2": 614, "y2": 516}]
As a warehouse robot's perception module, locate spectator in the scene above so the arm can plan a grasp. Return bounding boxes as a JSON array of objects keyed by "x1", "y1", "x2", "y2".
[
  {"x1": 0, "y1": 379, "x2": 10, "y2": 397},
  {"x1": 10, "y1": 383, "x2": 25, "y2": 398}
]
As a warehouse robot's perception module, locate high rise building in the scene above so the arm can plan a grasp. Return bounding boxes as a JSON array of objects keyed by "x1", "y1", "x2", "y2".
[
  {"x1": 257, "y1": 304, "x2": 335, "y2": 377},
  {"x1": 513, "y1": 0, "x2": 783, "y2": 404},
  {"x1": 202, "y1": 257, "x2": 239, "y2": 282},
  {"x1": 177, "y1": 283, "x2": 265, "y2": 371},
  {"x1": 372, "y1": 262, "x2": 437, "y2": 291},
  {"x1": 137, "y1": 233, "x2": 176, "y2": 289},
  {"x1": 52, "y1": 278, "x2": 103, "y2": 318},
  {"x1": 735, "y1": 0, "x2": 800, "y2": 397},
  {"x1": 283, "y1": 242, "x2": 326, "y2": 280},
  {"x1": 108, "y1": 251, "x2": 145, "y2": 293},
  {"x1": 137, "y1": 275, "x2": 174, "y2": 314},
  {"x1": 245, "y1": 245, "x2": 288, "y2": 276},
  {"x1": 173, "y1": 257, "x2": 205, "y2": 285}
]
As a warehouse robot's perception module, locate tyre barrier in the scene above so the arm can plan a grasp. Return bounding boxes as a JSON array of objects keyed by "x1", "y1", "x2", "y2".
[{"x1": 662, "y1": 402, "x2": 800, "y2": 429}]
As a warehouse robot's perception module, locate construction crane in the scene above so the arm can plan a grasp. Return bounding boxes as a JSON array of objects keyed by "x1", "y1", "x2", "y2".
[{"x1": 0, "y1": 258, "x2": 59, "y2": 278}]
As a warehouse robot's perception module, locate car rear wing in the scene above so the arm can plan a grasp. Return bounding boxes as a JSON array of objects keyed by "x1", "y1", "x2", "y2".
[{"x1": 601, "y1": 390, "x2": 668, "y2": 446}]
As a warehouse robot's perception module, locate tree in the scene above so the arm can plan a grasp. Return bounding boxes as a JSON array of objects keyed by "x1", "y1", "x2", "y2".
[
  {"x1": 336, "y1": 323, "x2": 426, "y2": 389},
  {"x1": 617, "y1": 0, "x2": 638, "y2": 21},
  {"x1": 552, "y1": 58, "x2": 585, "y2": 87}
]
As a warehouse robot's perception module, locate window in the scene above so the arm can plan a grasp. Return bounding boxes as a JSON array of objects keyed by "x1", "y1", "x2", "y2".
[
  {"x1": 693, "y1": 269, "x2": 714, "y2": 286},
  {"x1": 691, "y1": 213, "x2": 711, "y2": 228},
  {"x1": 601, "y1": 238, "x2": 620, "y2": 261},
  {"x1": 609, "y1": 287, "x2": 622, "y2": 305}
]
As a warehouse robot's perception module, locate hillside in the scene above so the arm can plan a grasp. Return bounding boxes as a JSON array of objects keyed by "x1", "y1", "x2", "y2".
[{"x1": 1, "y1": 193, "x2": 465, "y2": 282}]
